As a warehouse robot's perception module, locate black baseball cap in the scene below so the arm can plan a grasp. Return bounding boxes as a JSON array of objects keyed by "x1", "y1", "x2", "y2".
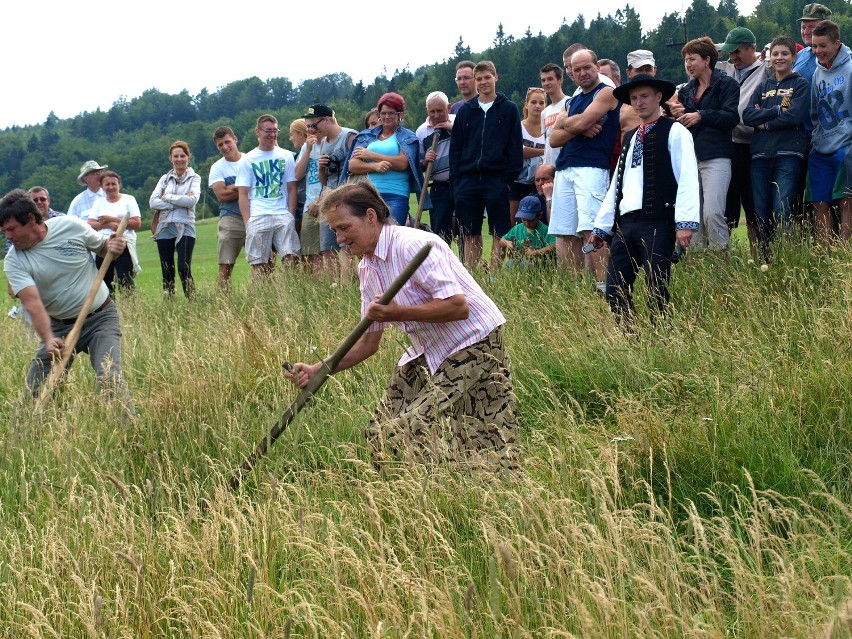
[{"x1": 301, "y1": 104, "x2": 334, "y2": 119}]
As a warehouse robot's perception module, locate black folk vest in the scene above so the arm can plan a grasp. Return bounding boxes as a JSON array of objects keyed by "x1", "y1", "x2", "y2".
[{"x1": 615, "y1": 117, "x2": 679, "y2": 226}]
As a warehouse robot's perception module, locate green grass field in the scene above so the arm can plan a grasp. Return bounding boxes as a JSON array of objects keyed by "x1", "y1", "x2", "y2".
[{"x1": 1, "y1": 219, "x2": 850, "y2": 637}]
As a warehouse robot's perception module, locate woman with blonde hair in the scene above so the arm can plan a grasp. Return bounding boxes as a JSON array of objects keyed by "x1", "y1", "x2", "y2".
[
  {"x1": 288, "y1": 119, "x2": 309, "y2": 235},
  {"x1": 150, "y1": 140, "x2": 200, "y2": 298},
  {"x1": 511, "y1": 87, "x2": 546, "y2": 220}
]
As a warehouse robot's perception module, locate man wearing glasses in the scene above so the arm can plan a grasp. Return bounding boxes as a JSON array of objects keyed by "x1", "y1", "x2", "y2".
[
  {"x1": 67, "y1": 160, "x2": 108, "y2": 219},
  {"x1": 450, "y1": 61, "x2": 477, "y2": 114},
  {"x1": 236, "y1": 114, "x2": 300, "y2": 279},
  {"x1": 27, "y1": 187, "x2": 64, "y2": 219},
  {"x1": 302, "y1": 104, "x2": 356, "y2": 195},
  {"x1": 305, "y1": 104, "x2": 357, "y2": 273}
]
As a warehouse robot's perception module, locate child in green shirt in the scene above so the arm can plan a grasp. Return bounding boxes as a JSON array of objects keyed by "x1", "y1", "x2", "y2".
[{"x1": 498, "y1": 195, "x2": 556, "y2": 267}]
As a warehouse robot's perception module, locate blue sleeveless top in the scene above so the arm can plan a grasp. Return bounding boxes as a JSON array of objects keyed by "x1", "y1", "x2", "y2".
[{"x1": 555, "y1": 83, "x2": 621, "y2": 172}]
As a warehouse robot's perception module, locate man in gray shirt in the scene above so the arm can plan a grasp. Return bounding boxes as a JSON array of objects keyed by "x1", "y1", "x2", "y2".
[{"x1": 2, "y1": 188, "x2": 130, "y2": 402}]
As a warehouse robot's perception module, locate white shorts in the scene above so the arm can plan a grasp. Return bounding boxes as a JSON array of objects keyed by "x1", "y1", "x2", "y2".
[
  {"x1": 550, "y1": 166, "x2": 610, "y2": 236},
  {"x1": 245, "y1": 213, "x2": 300, "y2": 265}
]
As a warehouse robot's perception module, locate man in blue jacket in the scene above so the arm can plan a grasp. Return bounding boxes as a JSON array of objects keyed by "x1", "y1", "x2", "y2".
[
  {"x1": 449, "y1": 61, "x2": 523, "y2": 270},
  {"x1": 792, "y1": 4, "x2": 833, "y2": 224},
  {"x1": 809, "y1": 19, "x2": 851, "y2": 243}
]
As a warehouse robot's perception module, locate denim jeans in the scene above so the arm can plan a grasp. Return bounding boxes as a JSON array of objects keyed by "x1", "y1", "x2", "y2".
[
  {"x1": 751, "y1": 155, "x2": 801, "y2": 252},
  {"x1": 382, "y1": 193, "x2": 411, "y2": 226}
]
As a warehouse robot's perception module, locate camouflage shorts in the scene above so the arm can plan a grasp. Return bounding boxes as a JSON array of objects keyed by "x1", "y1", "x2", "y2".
[{"x1": 367, "y1": 327, "x2": 517, "y2": 468}]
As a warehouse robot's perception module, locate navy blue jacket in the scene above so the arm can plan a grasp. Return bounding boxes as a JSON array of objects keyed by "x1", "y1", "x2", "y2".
[
  {"x1": 677, "y1": 69, "x2": 740, "y2": 161},
  {"x1": 449, "y1": 93, "x2": 523, "y2": 182},
  {"x1": 742, "y1": 72, "x2": 809, "y2": 159}
]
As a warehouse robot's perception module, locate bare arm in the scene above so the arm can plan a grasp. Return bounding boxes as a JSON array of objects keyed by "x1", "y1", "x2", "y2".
[
  {"x1": 549, "y1": 88, "x2": 618, "y2": 147},
  {"x1": 286, "y1": 330, "x2": 384, "y2": 389},
  {"x1": 351, "y1": 147, "x2": 409, "y2": 171},
  {"x1": 16, "y1": 286, "x2": 63, "y2": 357},
  {"x1": 294, "y1": 139, "x2": 316, "y2": 180},
  {"x1": 95, "y1": 235, "x2": 127, "y2": 259},
  {"x1": 238, "y1": 186, "x2": 251, "y2": 224},
  {"x1": 89, "y1": 215, "x2": 140, "y2": 232},
  {"x1": 88, "y1": 216, "x2": 117, "y2": 232},
  {"x1": 525, "y1": 243, "x2": 555, "y2": 257},
  {"x1": 211, "y1": 181, "x2": 239, "y2": 202},
  {"x1": 288, "y1": 180, "x2": 298, "y2": 216}
]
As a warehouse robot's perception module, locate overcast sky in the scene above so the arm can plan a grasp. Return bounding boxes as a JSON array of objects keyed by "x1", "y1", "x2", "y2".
[{"x1": 3, "y1": 0, "x2": 759, "y2": 130}]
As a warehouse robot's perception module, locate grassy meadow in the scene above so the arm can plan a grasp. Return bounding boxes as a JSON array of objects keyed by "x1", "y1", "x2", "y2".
[{"x1": 0, "y1": 220, "x2": 850, "y2": 637}]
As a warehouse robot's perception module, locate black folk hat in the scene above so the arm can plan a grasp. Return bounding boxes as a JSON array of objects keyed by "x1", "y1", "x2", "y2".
[{"x1": 612, "y1": 74, "x2": 676, "y2": 105}]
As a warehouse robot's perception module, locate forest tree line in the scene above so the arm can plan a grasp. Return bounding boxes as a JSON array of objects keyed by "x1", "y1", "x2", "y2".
[{"x1": 1, "y1": 0, "x2": 849, "y2": 222}]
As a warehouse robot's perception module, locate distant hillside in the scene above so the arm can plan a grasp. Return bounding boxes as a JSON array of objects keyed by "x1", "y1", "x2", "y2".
[{"x1": 0, "y1": 0, "x2": 848, "y2": 219}]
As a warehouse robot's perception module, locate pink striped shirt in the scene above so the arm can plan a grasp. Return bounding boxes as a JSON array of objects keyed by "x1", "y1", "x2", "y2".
[{"x1": 359, "y1": 225, "x2": 506, "y2": 374}]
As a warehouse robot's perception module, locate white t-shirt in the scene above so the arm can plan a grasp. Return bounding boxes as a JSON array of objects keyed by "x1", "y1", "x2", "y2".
[
  {"x1": 4, "y1": 216, "x2": 108, "y2": 320},
  {"x1": 519, "y1": 123, "x2": 546, "y2": 183},
  {"x1": 236, "y1": 146, "x2": 297, "y2": 217},
  {"x1": 301, "y1": 142, "x2": 323, "y2": 207},
  {"x1": 542, "y1": 96, "x2": 568, "y2": 165},
  {"x1": 208, "y1": 155, "x2": 244, "y2": 216},
  {"x1": 87, "y1": 194, "x2": 141, "y2": 240}
]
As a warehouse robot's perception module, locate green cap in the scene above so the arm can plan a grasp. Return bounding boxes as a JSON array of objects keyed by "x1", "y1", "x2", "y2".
[
  {"x1": 719, "y1": 26, "x2": 757, "y2": 53},
  {"x1": 799, "y1": 3, "x2": 832, "y2": 21}
]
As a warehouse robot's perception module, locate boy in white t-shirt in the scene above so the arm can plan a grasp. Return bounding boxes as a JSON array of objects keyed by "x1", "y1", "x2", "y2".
[{"x1": 236, "y1": 114, "x2": 300, "y2": 280}]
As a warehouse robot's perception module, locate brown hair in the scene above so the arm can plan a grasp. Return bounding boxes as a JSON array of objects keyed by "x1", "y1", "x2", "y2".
[
  {"x1": 319, "y1": 181, "x2": 392, "y2": 224},
  {"x1": 99, "y1": 170, "x2": 122, "y2": 186},
  {"x1": 769, "y1": 36, "x2": 797, "y2": 56},
  {"x1": 213, "y1": 126, "x2": 236, "y2": 141},
  {"x1": 813, "y1": 20, "x2": 840, "y2": 42},
  {"x1": 540, "y1": 62, "x2": 564, "y2": 81},
  {"x1": 682, "y1": 37, "x2": 718, "y2": 68},
  {"x1": 256, "y1": 113, "x2": 278, "y2": 128},
  {"x1": 563, "y1": 43, "x2": 586, "y2": 60},
  {"x1": 523, "y1": 88, "x2": 546, "y2": 119},
  {"x1": 169, "y1": 140, "x2": 191, "y2": 159},
  {"x1": 363, "y1": 109, "x2": 379, "y2": 129},
  {"x1": 0, "y1": 189, "x2": 42, "y2": 226},
  {"x1": 474, "y1": 60, "x2": 497, "y2": 76}
]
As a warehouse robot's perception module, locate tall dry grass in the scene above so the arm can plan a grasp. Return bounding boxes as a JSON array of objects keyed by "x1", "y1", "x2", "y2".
[{"x1": 0, "y1": 236, "x2": 849, "y2": 637}]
